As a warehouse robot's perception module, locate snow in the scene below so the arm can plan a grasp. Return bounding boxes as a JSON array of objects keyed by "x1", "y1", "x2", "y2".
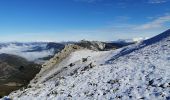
[{"x1": 2, "y1": 29, "x2": 170, "y2": 100}]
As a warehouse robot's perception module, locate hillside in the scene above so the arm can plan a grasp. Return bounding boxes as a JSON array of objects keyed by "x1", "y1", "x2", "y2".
[
  {"x1": 0, "y1": 54, "x2": 40, "y2": 97},
  {"x1": 2, "y1": 29, "x2": 170, "y2": 100}
]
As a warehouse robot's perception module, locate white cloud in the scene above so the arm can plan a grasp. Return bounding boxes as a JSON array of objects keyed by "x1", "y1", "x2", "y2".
[
  {"x1": 73, "y1": 0, "x2": 102, "y2": 3},
  {"x1": 134, "y1": 15, "x2": 170, "y2": 30},
  {"x1": 0, "y1": 43, "x2": 54, "y2": 61},
  {"x1": 148, "y1": 0, "x2": 168, "y2": 4}
]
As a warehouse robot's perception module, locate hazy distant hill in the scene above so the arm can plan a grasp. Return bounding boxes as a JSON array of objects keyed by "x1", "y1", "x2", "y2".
[{"x1": 0, "y1": 41, "x2": 132, "y2": 64}]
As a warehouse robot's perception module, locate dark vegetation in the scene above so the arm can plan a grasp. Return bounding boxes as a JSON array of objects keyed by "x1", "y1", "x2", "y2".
[{"x1": 0, "y1": 53, "x2": 41, "y2": 97}]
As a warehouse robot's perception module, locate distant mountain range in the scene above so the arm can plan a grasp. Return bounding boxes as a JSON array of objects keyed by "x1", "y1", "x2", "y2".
[{"x1": 0, "y1": 40, "x2": 134, "y2": 64}]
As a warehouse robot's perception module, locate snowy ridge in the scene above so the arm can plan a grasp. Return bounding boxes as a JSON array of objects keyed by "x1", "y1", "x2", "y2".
[
  {"x1": 3, "y1": 29, "x2": 170, "y2": 100},
  {"x1": 107, "y1": 29, "x2": 170, "y2": 62}
]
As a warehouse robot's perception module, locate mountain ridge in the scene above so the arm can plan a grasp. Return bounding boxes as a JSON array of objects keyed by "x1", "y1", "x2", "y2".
[{"x1": 2, "y1": 29, "x2": 170, "y2": 100}]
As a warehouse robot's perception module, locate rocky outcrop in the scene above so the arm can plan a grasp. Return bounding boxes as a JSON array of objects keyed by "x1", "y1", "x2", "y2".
[
  {"x1": 43, "y1": 44, "x2": 84, "y2": 69},
  {"x1": 30, "y1": 44, "x2": 85, "y2": 86},
  {"x1": 30, "y1": 40, "x2": 123, "y2": 86},
  {"x1": 76, "y1": 40, "x2": 106, "y2": 51},
  {"x1": 76, "y1": 40, "x2": 120, "y2": 51}
]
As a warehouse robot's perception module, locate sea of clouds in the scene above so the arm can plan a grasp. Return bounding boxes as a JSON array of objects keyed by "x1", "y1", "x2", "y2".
[{"x1": 0, "y1": 43, "x2": 54, "y2": 61}]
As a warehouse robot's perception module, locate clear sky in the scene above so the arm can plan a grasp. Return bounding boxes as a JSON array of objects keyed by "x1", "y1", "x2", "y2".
[{"x1": 0, "y1": 0, "x2": 170, "y2": 42}]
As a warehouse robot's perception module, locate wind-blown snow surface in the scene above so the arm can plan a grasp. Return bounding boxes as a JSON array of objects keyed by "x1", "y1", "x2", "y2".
[{"x1": 6, "y1": 30, "x2": 170, "y2": 100}]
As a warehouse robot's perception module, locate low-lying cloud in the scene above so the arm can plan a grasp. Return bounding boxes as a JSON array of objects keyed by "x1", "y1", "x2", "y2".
[{"x1": 0, "y1": 43, "x2": 54, "y2": 62}]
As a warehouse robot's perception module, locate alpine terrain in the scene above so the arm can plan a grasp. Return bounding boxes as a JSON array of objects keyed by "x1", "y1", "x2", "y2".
[{"x1": 1, "y1": 29, "x2": 170, "y2": 100}]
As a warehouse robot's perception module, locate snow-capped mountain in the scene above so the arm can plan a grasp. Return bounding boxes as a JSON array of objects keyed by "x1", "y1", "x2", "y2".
[
  {"x1": 132, "y1": 37, "x2": 149, "y2": 43},
  {"x1": 2, "y1": 29, "x2": 170, "y2": 100},
  {"x1": 114, "y1": 37, "x2": 148, "y2": 44}
]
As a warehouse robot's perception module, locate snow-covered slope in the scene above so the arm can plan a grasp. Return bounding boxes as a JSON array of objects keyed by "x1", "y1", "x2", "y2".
[{"x1": 4, "y1": 29, "x2": 170, "y2": 100}]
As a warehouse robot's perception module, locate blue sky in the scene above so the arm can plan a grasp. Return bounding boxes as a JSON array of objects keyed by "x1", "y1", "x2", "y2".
[{"x1": 0, "y1": 0, "x2": 170, "y2": 42}]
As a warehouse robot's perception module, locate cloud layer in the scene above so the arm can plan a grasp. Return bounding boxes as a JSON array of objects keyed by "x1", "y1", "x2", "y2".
[
  {"x1": 148, "y1": 0, "x2": 168, "y2": 4},
  {"x1": 0, "y1": 43, "x2": 54, "y2": 62},
  {"x1": 135, "y1": 15, "x2": 170, "y2": 30}
]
